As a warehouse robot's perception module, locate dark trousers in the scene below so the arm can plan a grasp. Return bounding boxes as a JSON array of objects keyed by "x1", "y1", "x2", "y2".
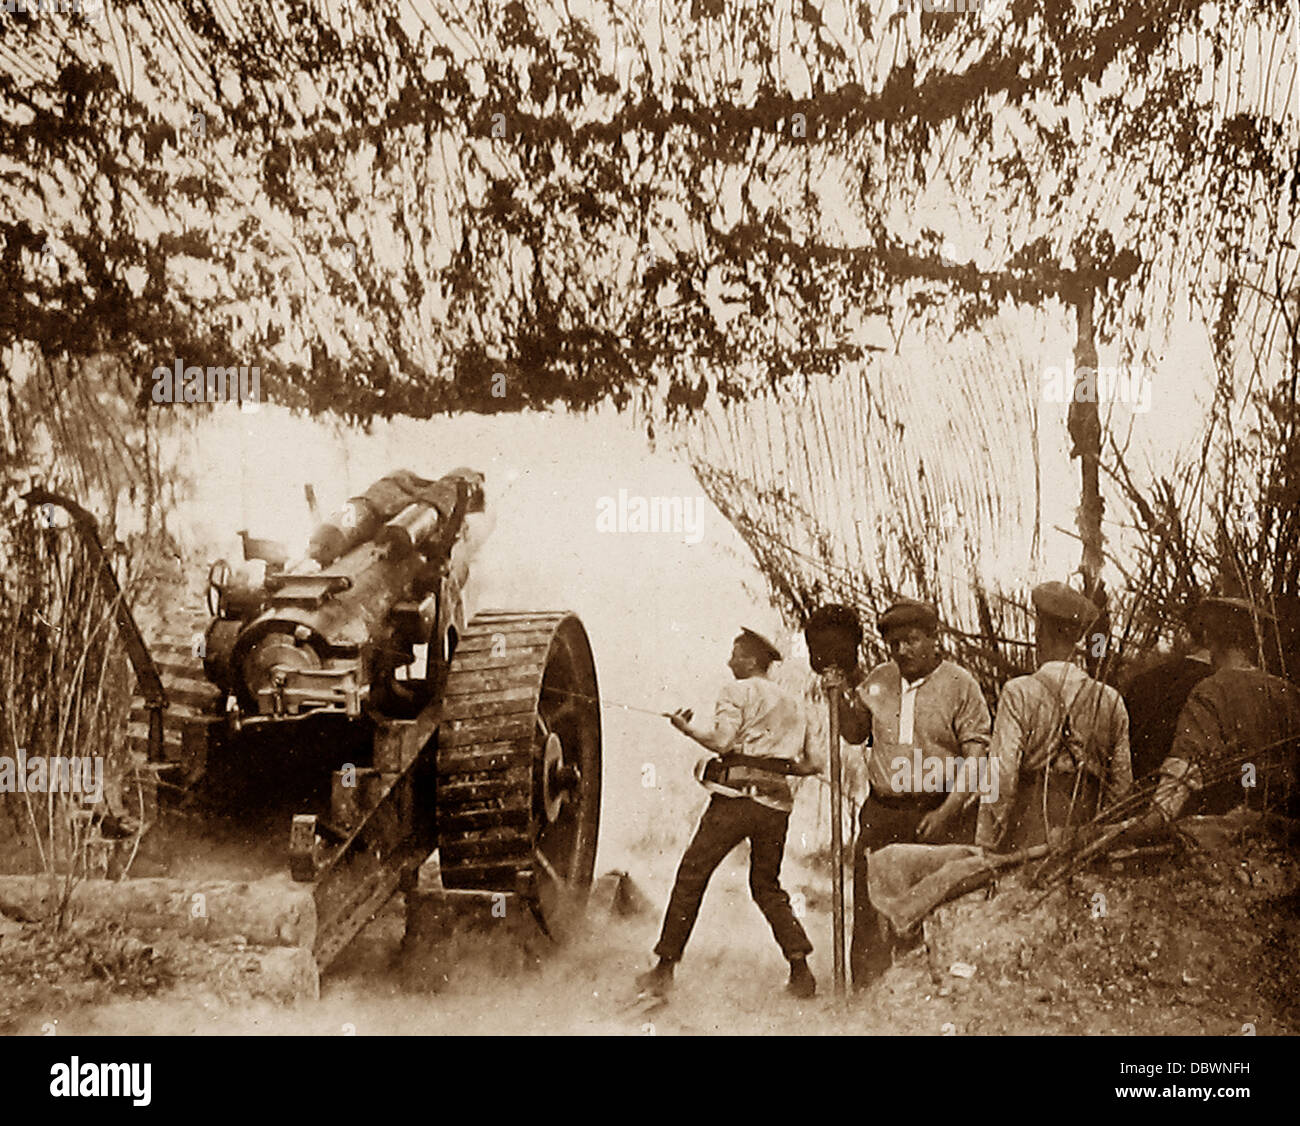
[
  {"x1": 851, "y1": 792, "x2": 972, "y2": 988},
  {"x1": 654, "y1": 795, "x2": 813, "y2": 962}
]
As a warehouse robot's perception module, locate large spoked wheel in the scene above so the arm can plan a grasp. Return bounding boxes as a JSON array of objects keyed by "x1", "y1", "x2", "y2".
[{"x1": 435, "y1": 611, "x2": 601, "y2": 935}]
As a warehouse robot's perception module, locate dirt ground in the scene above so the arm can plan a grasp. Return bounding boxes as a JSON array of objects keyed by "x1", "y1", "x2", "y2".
[{"x1": 3, "y1": 826, "x2": 1294, "y2": 1037}]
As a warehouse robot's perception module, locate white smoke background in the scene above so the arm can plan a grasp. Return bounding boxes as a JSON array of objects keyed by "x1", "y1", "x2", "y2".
[
  {"x1": 71, "y1": 403, "x2": 852, "y2": 1033},
  {"x1": 157, "y1": 401, "x2": 783, "y2": 855}
]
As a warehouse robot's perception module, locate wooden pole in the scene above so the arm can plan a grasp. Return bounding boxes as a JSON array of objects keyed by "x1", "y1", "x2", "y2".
[
  {"x1": 1067, "y1": 277, "x2": 1104, "y2": 588},
  {"x1": 823, "y1": 667, "x2": 847, "y2": 998}
]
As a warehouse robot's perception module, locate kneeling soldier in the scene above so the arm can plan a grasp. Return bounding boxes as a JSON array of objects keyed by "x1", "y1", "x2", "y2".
[{"x1": 637, "y1": 628, "x2": 818, "y2": 999}]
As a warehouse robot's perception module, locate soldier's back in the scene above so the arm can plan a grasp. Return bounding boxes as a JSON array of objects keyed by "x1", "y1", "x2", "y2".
[{"x1": 1177, "y1": 667, "x2": 1300, "y2": 815}]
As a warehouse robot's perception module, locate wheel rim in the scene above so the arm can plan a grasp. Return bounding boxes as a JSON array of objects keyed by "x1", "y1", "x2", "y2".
[
  {"x1": 534, "y1": 619, "x2": 601, "y2": 900},
  {"x1": 435, "y1": 612, "x2": 602, "y2": 934}
]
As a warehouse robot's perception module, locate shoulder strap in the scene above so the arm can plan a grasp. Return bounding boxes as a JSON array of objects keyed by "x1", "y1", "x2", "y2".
[{"x1": 1036, "y1": 667, "x2": 1088, "y2": 770}]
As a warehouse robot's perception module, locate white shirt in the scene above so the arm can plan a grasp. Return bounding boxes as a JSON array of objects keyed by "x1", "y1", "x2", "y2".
[{"x1": 897, "y1": 670, "x2": 934, "y2": 745}]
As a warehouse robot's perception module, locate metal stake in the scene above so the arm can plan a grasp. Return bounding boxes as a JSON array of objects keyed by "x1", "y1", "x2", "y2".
[{"x1": 823, "y1": 667, "x2": 847, "y2": 999}]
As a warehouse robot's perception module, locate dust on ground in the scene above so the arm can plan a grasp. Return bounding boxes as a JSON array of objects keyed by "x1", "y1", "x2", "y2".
[{"x1": 3, "y1": 829, "x2": 1295, "y2": 1036}]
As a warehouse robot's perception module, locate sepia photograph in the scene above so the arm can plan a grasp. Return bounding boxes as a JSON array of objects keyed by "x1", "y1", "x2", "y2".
[{"x1": 0, "y1": 0, "x2": 1294, "y2": 1092}]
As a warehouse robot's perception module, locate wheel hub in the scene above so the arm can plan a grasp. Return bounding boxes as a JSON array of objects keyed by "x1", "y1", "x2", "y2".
[{"x1": 541, "y1": 731, "x2": 580, "y2": 822}]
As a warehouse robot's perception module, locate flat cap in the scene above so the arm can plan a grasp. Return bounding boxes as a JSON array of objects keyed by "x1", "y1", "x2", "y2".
[
  {"x1": 877, "y1": 598, "x2": 940, "y2": 636},
  {"x1": 1031, "y1": 582, "x2": 1099, "y2": 634},
  {"x1": 737, "y1": 627, "x2": 783, "y2": 663},
  {"x1": 1193, "y1": 596, "x2": 1274, "y2": 633}
]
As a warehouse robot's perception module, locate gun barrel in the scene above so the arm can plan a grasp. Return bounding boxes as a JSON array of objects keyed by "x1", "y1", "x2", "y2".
[
  {"x1": 212, "y1": 469, "x2": 484, "y2": 717},
  {"x1": 307, "y1": 498, "x2": 382, "y2": 568},
  {"x1": 375, "y1": 503, "x2": 444, "y2": 556}
]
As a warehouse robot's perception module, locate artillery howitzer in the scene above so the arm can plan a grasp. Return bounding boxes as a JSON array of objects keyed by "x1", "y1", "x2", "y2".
[{"x1": 23, "y1": 469, "x2": 603, "y2": 980}]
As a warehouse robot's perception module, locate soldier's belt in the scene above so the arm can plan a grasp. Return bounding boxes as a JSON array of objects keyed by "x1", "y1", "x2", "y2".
[
  {"x1": 694, "y1": 756, "x2": 792, "y2": 810},
  {"x1": 718, "y1": 753, "x2": 803, "y2": 775}
]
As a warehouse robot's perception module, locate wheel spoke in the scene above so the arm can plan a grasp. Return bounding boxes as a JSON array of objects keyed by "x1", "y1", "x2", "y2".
[
  {"x1": 533, "y1": 845, "x2": 563, "y2": 886},
  {"x1": 539, "y1": 695, "x2": 582, "y2": 734}
]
